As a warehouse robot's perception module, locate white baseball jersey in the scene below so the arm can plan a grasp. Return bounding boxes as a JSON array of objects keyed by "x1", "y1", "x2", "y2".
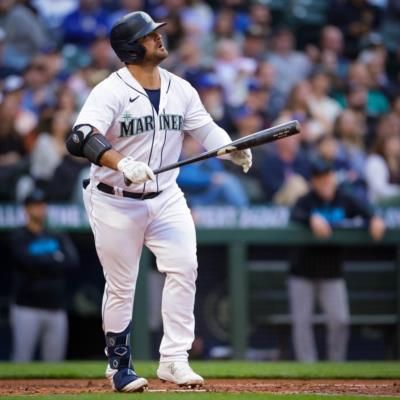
[{"x1": 75, "y1": 66, "x2": 230, "y2": 193}]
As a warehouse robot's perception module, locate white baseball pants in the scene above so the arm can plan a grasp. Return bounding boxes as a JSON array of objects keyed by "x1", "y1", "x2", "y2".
[{"x1": 83, "y1": 182, "x2": 197, "y2": 362}]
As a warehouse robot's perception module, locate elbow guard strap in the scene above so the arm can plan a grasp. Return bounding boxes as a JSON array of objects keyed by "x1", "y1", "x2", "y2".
[{"x1": 66, "y1": 124, "x2": 112, "y2": 165}]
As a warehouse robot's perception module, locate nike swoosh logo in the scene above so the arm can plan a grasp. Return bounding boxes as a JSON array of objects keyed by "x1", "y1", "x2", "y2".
[{"x1": 129, "y1": 96, "x2": 139, "y2": 103}]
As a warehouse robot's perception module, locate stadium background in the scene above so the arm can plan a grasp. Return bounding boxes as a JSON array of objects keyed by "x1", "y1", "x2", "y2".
[{"x1": 0, "y1": 0, "x2": 400, "y2": 364}]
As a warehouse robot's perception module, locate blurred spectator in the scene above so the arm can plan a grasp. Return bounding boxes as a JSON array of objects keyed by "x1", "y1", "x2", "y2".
[
  {"x1": 279, "y1": 80, "x2": 327, "y2": 144},
  {"x1": 347, "y1": 62, "x2": 390, "y2": 117},
  {"x1": 180, "y1": 0, "x2": 214, "y2": 41},
  {"x1": 242, "y1": 25, "x2": 267, "y2": 60},
  {"x1": 318, "y1": 25, "x2": 349, "y2": 80},
  {"x1": 213, "y1": 38, "x2": 257, "y2": 106},
  {"x1": 55, "y1": 85, "x2": 79, "y2": 119},
  {"x1": 197, "y1": 73, "x2": 233, "y2": 132},
  {"x1": 267, "y1": 27, "x2": 313, "y2": 98},
  {"x1": 365, "y1": 132, "x2": 400, "y2": 205},
  {"x1": 0, "y1": 0, "x2": 50, "y2": 72},
  {"x1": 164, "y1": 38, "x2": 206, "y2": 85},
  {"x1": 177, "y1": 136, "x2": 249, "y2": 207},
  {"x1": 253, "y1": 61, "x2": 285, "y2": 121},
  {"x1": 9, "y1": 188, "x2": 79, "y2": 361},
  {"x1": 246, "y1": 2, "x2": 271, "y2": 36},
  {"x1": 374, "y1": 111, "x2": 400, "y2": 145},
  {"x1": 66, "y1": 64, "x2": 109, "y2": 108},
  {"x1": 0, "y1": 75, "x2": 32, "y2": 201},
  {"x1": 60, "y1": 0, "x2": 109, "y2": 48},
  {"x1": 290, "y1": 158, "x2": 385, "y2": 361},
  {"x1": 307, "y1": 68, "x2": 342, "y2": 136},
  {"x1": 334, "y1": 109, "x2": 367, "y2": 178},
  {"x1": 232, "y1": 105, "x2": 264, "y2": 140},
  {"x1": 31, "y1": 0, "x2": 77, "y2": 43},
  {"x1": 241, "y1": 80, "x2": 269, "y2": 124},
  {"x1": 30, "y1": 111, "x2": 71, "y2": 184},
  {"x1": 257, "y1": 131, "x2": 310, "y2": 205},
  {"x1": 21, "y1": 55, "x2": 58, "y2": 116},
  {"x1": 201, "y1": 7, "x2": 241, "y2": 63},
  {"x1": 0, "y1": 27, "x2": 17, "y2": 78},
  {"x1": 162, "y1": 11, "x2": 185, "y2": 53},
  {"x1": 328, "y1": 0, "x2": 382, "y2": 59},
  {"x1": 107, "y1": 0, "x2": 144, "y2": 30},
  {"x1": 88, "y1": 35, "x2": 120, "y2": 72}
]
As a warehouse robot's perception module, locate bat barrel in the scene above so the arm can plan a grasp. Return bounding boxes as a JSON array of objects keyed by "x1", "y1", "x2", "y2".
[{"x1": 154, "y1": 120, "x2": 301, "y2": 174}]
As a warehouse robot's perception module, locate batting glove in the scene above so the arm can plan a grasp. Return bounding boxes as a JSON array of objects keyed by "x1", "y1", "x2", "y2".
[
  {"x1": 230, "y1": 149, "x2": 252, "y2": 173},
  {"x1": 117, "y1": 156, "x2": 155, "y2": 185}
]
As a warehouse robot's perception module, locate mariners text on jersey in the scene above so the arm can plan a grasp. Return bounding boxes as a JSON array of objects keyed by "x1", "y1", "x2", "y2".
[{"x1": 120, "y1": 113, "x2": 184, "y2": 137}]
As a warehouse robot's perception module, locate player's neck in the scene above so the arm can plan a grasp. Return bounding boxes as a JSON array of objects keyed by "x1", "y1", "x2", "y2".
[{"x1": 127, "y1": 64, "x2": 160, "y2": 90}]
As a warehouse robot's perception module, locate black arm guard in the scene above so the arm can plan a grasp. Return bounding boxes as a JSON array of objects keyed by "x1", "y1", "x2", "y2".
[{"x1": 65, "y1": 124, "x2": 112, "y2": 165}]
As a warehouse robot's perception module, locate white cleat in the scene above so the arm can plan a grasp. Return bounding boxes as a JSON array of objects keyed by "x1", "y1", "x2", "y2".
[
  {"x1": 157, "y1": 361, "x2": 204, "y2": 388},
  {"x1": 106, "y1": 365, "x2": 148, "y2": 392}
]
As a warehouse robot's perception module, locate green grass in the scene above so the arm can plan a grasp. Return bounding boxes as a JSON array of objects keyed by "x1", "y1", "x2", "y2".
[
  {"x1": 1, "y1": 361, "x2": 400, "y2": 399},
  {"x1": 1, "y1": 394, "x2": 400, "y2": 400},
  {"x1": 0, "y1": 361, "x2": 399, "y2": 379}
]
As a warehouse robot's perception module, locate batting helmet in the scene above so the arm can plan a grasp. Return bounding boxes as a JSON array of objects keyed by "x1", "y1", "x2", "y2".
[{"x1": 110, "y1": 11, "x2": 166, "y2": 64}]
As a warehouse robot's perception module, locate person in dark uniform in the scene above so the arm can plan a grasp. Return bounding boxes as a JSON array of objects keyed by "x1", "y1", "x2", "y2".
[
  {"x1": 9, "y1": 188, "x2": 79, "y2": 361},
  {"x1": 289, "y1": 158, "x2": 385, "y2": 361}
]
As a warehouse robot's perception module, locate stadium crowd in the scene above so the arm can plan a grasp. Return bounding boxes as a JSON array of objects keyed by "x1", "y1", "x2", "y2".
[{"x1": 0, "y1": 0, "x2": 400, "y2": 207}]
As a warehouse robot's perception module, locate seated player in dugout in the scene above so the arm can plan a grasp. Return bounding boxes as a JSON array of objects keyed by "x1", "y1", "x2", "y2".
[
  {"x1": 289, "y1": 158, "x2": 385, "y2": 362},
  {"x1": 65, "y1": 11, "x2": 252, "y2": 392}
]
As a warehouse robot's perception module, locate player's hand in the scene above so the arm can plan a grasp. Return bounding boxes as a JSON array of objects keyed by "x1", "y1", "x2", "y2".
[
  {"x1": 369, "y1": 216, "x2": 385, "y2": 241},
  {"x1": 230, "y1": 149, "x2": 252, "y2": 173},
  {"x1": 117, "y1": 157, "x2": 155, "y2": 185},
  {"x1": 310, "y1": 214, "x2": 332, "y2": 239}
]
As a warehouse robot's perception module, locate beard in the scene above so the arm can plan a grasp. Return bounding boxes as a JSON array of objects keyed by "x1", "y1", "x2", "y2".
[{"x1": 144, "y1": 48, "x2": 169, "y2": 65}]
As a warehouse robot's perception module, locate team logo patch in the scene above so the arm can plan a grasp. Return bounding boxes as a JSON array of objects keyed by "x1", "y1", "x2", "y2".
[{"x1": 119, "y1": 113, "x2": 183, "y2": 137}]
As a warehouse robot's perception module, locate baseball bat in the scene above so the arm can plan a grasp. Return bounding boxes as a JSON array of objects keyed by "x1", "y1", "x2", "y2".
[{"x1": 153, "y1": 119, "x2": 301, "y2": 175}]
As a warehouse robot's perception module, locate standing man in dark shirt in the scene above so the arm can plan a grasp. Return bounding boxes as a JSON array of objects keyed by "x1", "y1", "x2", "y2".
[
  {"x1": 289, "y1": 158, "x2": 385, "y2": 361},
  {"x1": 9, "y1": 188, "x2": 79, "y2": 361}
]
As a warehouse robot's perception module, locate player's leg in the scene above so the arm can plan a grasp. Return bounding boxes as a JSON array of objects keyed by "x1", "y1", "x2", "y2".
[
  {"x1": 145, "y1": 186, "x2": 203, "y2": 386},
  {"x1": 83, "y1": 186, "x2": 148, "y2": 392},
  {"x1": 40, "y1": 309, "x2": 68, "y2": 361},
  {"x1": 10, "y1": 305, "x2": 41, "y2": 361},
  {"x1": 288, "y1": 276, "x2": 318, "y2": 362},
  {"x1": 318, "y1": 278, "x2": 350, "y2": 361}
]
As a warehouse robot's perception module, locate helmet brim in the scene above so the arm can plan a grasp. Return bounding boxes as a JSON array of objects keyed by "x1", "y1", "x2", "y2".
[{"x1": 135, "y1": 21, "x2": 167, "y2": 42}]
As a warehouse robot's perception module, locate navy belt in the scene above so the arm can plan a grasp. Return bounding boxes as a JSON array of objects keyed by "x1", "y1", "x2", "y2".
[{"x1": 83, "y1": 179, "x2": 161, "y2": 200}]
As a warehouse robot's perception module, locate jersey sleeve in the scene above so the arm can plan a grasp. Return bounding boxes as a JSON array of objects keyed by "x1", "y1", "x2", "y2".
[
  {"x1": 183, "y1": 85, "x2": 213, "y2": 131},
  {"x1": 74, "y1": 81, "x2": 122, "y2": 135}
]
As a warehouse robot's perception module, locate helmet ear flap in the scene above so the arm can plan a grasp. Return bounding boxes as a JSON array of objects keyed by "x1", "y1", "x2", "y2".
[
  {"x1": 129, "y1": 42, "x2": 146, "y2": 63},
  {"x1": 112, "y1": 41, "x2": 146, "y2": 63}
]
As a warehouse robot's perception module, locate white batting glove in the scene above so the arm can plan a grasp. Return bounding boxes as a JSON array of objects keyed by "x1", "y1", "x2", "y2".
[
  {"x1": 117, "y1": 156, "x2": 155, "y2": 185},
  {"x1": 230, "y1": 149, "x2": 252, "y2": 173}
]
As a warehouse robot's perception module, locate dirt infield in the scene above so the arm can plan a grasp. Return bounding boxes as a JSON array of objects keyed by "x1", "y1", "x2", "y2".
[{"x1": 0, "y1": 378, "x2": 400, "y2": 396}]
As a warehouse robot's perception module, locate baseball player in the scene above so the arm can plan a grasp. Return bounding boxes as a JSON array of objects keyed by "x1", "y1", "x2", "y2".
[{"x1": 66, "y1": 11, "x2": 252, "y2": 392}]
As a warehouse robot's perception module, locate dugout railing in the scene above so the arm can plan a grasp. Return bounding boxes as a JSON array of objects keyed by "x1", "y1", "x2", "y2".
[
  {"x1": 0, "y1": 204, "x2": 399, "y2": 360},
  {"x1": 133, "y1": 226, "x2": 400, "y2": 360}
]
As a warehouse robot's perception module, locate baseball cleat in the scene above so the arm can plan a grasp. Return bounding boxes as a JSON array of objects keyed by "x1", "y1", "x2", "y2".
[
  {"x1": 106, "y1": 365, "x2": 148, "y2": 392},
  {"x1": 157, "y1": 361, "x2": 204, "y2": 387}
]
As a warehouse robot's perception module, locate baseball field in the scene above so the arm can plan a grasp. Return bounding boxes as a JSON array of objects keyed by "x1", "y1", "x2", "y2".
[{"x1": 0, "y1": 361, "x2": 399, "y2": 399}]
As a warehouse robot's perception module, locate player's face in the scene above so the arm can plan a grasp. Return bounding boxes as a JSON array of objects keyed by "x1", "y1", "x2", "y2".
[
  {"x1": 312, "y1": 172, "x2": 337, "y2": 201},
  {"x1": 139, "y1": 31, "x2": 168, "y2": 64},
  {"x1": 25, "y1": 202, "x2": 47, "y2": 225}
]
